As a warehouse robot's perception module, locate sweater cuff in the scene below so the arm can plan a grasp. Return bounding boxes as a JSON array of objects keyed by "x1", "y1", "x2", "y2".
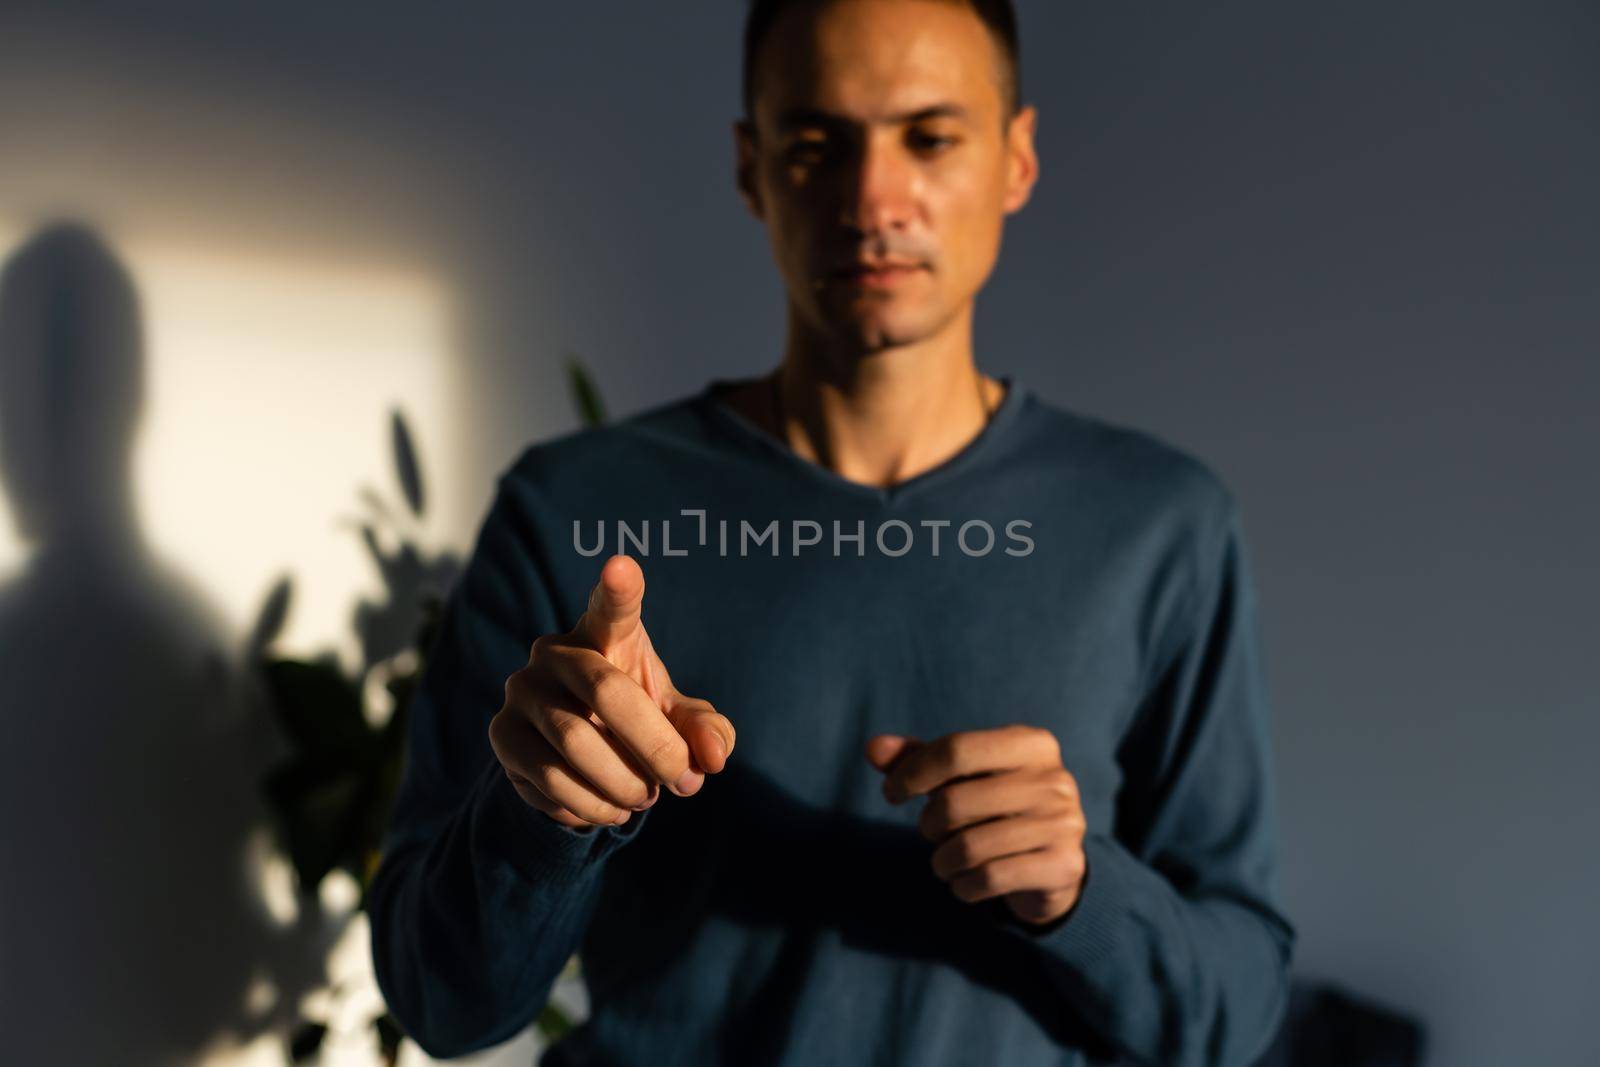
[
  {"x1": 995, "y1": 832, "x2": 1127, "y2": 969},
  {"x1": 473, "y1": 758, "x2": 650, "y2": 882}
]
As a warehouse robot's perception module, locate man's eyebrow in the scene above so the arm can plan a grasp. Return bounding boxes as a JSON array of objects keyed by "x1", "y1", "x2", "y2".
[{"x1": 775, "y1": 103, "x2": 973, "y2": 131}]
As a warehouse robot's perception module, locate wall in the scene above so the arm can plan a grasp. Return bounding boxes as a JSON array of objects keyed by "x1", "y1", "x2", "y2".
[{"x1": 1, "y1": 2, "x2": 1594, "y2": 1064}]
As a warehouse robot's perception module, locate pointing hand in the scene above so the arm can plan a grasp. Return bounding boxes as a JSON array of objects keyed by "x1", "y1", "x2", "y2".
[{"x1": 491, "y1": 554, "x2": 736, "y2": 829}]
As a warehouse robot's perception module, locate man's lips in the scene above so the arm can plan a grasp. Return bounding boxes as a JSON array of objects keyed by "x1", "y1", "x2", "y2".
[{"x1": 829, "y1": 262, "x2": 926, "y2": 287}]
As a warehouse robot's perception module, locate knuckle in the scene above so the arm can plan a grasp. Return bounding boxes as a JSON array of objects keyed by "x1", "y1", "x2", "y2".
[
  {"x1": 590, "y1": 669, "x2": 631, "y2": 709},
  {"x1": 506, "y1": 776, "x2": 540, "y2": 808},
  {"x1": 1046, "y1": 767, "x2": 1079, "y2": 803},
  {"x1": 502, "y1": 669, "x2": 528, "y2": 707},
  {"x1": 1044, "y1": 809, "x2": 1076, "y2": 838},
  {"x1": 935, "y1": 734, "x2": 964, "y2": 775},
  {"x1": 1062, "y1": 847, "x2": 1086, "y2": 882},
  {"x1": 948, "y1": 833, "x2": 978, "y2": 870},
  {"x1": 486, "y1": 709, "x2": 510, "y2": 752},
  {"x1": 642, "y1": 733, "x2": 688, "y2": 777},
  {"x1": 550, "y1": 713, "x2": 589, "y2": 752},
  {"x1": 941, "y1": 785, "x2": 972, "y2": 823},
  {"x1": 1065, "y1": 809, "x2": 1087, "y2": 839},
  {"x1": 527, "y1": 761, "x2": 560, "y2": 795}
]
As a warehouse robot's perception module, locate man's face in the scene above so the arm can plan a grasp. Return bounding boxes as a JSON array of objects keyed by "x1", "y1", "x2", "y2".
[{"x1": 737, "y1": 0, "x2": 1038, "y2": 354}]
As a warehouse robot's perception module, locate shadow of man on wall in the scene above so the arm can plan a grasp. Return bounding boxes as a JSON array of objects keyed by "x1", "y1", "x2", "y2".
[{"x1": 0, "y1": 221, "x2": 318, "y2": 1065}]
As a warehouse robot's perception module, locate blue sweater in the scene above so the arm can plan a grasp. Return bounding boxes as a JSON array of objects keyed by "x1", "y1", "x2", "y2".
[{"x1": 368, "y1": 377, "x2": 1294, "y2": 1066}]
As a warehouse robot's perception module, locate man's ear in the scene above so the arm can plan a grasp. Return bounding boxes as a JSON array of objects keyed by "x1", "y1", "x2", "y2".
[
  {"x1": 1002, "y1": 104, "x2": 1040, "y2": 215},
  {"x1": 734, "y1": 118, "x2": 765, "y2": 220}
]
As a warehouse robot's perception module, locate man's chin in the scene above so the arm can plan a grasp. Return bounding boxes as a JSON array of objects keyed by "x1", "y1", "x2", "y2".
[{"x1": 816, "y1": 306, "x2": 944, "y2": 352}]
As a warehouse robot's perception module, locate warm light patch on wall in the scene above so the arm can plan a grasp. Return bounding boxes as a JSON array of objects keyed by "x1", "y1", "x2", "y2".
[
  {"x1": 0, "y1": 219, "x2": 28, "y2": 576},
  {"x1": 0, "y1": 219, "x2": 462, "y2": 668}
]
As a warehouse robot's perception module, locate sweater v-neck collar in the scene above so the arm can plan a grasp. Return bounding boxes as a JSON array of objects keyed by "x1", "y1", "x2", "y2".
[{"x1": 694, "y1": 374, "x2": 1029, "y2": 507}]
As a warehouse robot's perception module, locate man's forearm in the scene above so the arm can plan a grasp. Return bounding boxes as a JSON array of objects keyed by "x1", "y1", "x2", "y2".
[
  {"x1": 368, "y1": 758, "x2": 644, "y2": 1058},
  {"x1": 1000, "y1": 832, "x2": 1293, "y2": 1067}
]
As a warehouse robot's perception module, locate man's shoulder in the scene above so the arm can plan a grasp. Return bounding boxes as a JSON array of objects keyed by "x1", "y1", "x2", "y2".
[{"x1": 1018, "y1": 392, "x2": 1238, "y2": 531}]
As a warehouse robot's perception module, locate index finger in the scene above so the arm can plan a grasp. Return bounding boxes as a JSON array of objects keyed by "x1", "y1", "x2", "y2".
[
  {"x1": 881, "y1": 725, "x2": 1059, "y2": 803},
  {"x1": 576, "y1": 553, "x2": 646, "y2": 656}
]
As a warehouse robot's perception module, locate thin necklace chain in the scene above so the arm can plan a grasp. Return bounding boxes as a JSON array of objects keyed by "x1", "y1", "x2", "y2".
[{"x1": 768, "y1": 370, "x2": 993, "y2": 447}]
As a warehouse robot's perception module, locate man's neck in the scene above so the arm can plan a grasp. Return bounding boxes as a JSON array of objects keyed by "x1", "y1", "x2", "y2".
[{"x1": 724, "y1": 307, "x2": 1004, "y2": 490}]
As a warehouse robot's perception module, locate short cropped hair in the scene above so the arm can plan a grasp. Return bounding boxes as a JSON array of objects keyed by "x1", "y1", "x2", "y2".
[{"x1": 742, "y1": 0, "x2": 1022, "y2": 124}]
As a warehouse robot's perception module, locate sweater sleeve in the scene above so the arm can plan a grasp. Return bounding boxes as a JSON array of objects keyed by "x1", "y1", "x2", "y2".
[
  {"x1": 998, "y1": 497, "x2": 1295, "y2": 1067},
  {"x1": 367, "y1": 469, "x2": 649, "y2": 1059}
]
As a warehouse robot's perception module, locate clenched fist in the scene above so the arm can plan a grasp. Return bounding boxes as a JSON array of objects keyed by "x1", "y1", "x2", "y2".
[
  {"x1": 490, "y1": 553, "x2": 736, "y2": 830},
  {"x1": 867, "y1": 726, "x2": 1087, "y2": 925}
]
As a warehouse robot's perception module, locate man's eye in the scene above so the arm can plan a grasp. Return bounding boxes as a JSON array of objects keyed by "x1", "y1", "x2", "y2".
[
  {"x1": 911, "y1": 132, "x2": 958, "y2": 153},
  {"x1": 785, "y1": 140, "x2": 829, "y2": 164}
]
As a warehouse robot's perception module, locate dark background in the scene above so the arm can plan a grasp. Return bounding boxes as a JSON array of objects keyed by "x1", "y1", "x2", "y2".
[{"x1": 1, "y1": 2, "x2": 1595, "y2": 1064}]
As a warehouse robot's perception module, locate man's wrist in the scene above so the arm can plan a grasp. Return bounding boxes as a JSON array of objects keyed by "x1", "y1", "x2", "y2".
[{"x1": 477, "y1": 760, "x2": 650, "y2": 879}]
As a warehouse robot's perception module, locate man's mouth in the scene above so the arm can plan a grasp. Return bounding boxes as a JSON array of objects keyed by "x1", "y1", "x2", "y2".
[{"x1": 830, "y1": 262, "x2": 925, "y2": 288}]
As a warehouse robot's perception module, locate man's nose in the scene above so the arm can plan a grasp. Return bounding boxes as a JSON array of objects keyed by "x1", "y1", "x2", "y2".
[{"x1": 838, "y1": 134, "x2": 917, "y2": 236}]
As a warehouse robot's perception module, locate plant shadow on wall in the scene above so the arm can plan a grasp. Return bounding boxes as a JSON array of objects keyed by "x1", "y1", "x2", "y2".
[
  {"x1": 0, "y1": 222, "x2": 328, "y2": 1065},
  {"x1": 253, "y1": 358, "x2": 607, "y2": 1064}
]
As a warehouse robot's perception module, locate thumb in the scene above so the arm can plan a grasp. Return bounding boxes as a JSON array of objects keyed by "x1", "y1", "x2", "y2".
[
  {"x1": 577, "y1": 553, "x2": 645, "y2": 654},
  {"x1": 865, "y1": 733, "x2": 921, "y2": 772},
  {"x1": 666, "y1": 694, "x2": 737, "y2": 786}
]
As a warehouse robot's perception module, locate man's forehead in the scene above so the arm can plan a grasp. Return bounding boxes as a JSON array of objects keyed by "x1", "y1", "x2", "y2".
[{"x1": 754, "y1": 0, "x2": 1002, "y2": 128}]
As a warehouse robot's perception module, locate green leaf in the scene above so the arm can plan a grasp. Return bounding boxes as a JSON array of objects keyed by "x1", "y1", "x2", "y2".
[
  {"x1": 566, "y1": 357, "x2": 607, "y2": 427},
  {"x1": 374, "y1": 1012, "x2": 404, "y2": 1063},
  {"x1": 413, "y1": 593, "x2": 445, "y2": 656},
  {"x1": 259, "y1": 659, "x2": 370, "y2": 759},
  {"x1": 263, "y1": 756, "x2": 370, "y2": 892},
  {"x1": 352, "y1": 744, "x2": 408, "y2": 898},
  {"x1": 537, "y1": 1001, "x2": 575, "y2": 1041},
  {"x1": 391, "y1": 409, "x2": 425, "y2": 517}
]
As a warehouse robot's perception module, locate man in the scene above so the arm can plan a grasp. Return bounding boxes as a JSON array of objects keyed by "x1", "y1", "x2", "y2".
[{"x1": 368, "y1": 1, "x2": 1294, "y2": 1064}]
